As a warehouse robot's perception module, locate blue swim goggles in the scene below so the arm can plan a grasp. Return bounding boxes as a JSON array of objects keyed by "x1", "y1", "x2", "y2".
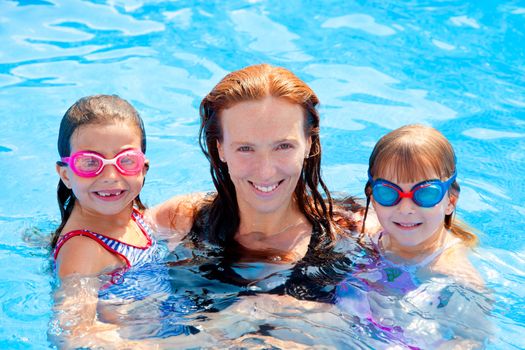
[{"x1": 368, "y1": 171, "x2": 457, "y2": 208}]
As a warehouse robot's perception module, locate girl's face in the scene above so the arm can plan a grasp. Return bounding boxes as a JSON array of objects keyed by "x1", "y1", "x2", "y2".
[
  {"x1": 217, "y1": 96, "x2": 311, "y2": 216},
  {"x1": 372, "y1": 174, "x2": 456, "y2": 252},
  {"x1": 56, "y1": 121, "x2": 147, "y2": 217}
]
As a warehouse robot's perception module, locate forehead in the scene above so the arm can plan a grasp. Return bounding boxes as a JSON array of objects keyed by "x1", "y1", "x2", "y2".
[
  {"x1": 70, "y1": 121, "x2": 142, "y2": 153},
  {"x1": 220, "y1": 96, "x2": 305, "y2": 142},
  {"x1": 374, "y1": 156, "x2": 443, "y2": 184}
]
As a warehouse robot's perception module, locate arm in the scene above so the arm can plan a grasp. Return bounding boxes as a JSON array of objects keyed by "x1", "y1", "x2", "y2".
[
  {"x1": 50, "y1": 274, "x2": 143, "y2": 349},
  {"x1": 145, "y1": 192, "x2": 208, "y2": 249},
  {"x1": 420, "y1": 247, "x2": 491, "y2": 348},
  {"x1": 333, "y1": 196, "x2": 382, "y2": 236},
  {"x1": 51, "y1": 238, "x2": 131, "y2": 348}
]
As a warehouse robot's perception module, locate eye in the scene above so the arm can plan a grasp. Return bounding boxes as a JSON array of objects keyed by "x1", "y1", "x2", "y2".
[
  {"x1": 76, "y1": 155, "x2": 101, "y2": 170},
  {"x1": 276, "y1": 143, "x2": 294, "y2": 150},
  {"x1": 237, "y1": 145, "x2": 253, "y2": 152},
  {"x1": 119, "y1": 155, "x2": 137, "y2": 166}
]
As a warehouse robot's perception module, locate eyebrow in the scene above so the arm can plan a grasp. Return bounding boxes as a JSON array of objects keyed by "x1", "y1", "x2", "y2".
[{"x1": 230, "y1": 138, "x2": 298, "y2": 146}]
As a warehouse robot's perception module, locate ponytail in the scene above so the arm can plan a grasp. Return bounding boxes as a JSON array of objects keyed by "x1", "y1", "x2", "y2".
[
  {"x1": 134, "y1": 196, "x2": 146, "y2": 211},
  {"x1": 445, "y1": 182, "x2": 478, "y2": 246},
  {"x1": 51, "y1": 180, "x2": 76, "y2": 248},
  {"x1": 446, "y1": 213, "x2": 478, "y2": 247}
]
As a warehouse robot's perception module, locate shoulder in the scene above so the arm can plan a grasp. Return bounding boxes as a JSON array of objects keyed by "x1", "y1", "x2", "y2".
[
  {"x1": 55, "y1": 234, "x2": 123, "y2": 279},
  {"x1": 333, "y1": 196, "x2": 365, "y2": 233},
  {"x1": 433, "y1": 241, "x2": 485, "y2": 290},
  {"x1": 336, "y1": 201, "x2": 381, "y2": 237}
]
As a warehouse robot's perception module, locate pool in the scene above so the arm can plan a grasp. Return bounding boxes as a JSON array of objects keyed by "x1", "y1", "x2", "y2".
[{"x1": 0, "y1": 0, "x2": 524, "y2": 348}]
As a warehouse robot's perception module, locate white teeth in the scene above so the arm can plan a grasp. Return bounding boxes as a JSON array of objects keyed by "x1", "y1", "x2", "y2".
[
  {"x1": 398, "y1": 223, "x2": 419, "y2": 227},
  {"x1": 97, "y1": 191, "x2": 122, "y2": 197},
  {"x1": 253, "y1": 183, "x2": 278, "y2": 193}
]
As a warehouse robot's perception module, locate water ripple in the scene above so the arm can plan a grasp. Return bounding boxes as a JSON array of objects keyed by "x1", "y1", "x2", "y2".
[
  {"x1": 0, "y1": 0, "x2": 164, "y2": 64},
  {"x1": 322, "y1": 14, "x2": 397, "y2": 36},
  {"x1": 462, "y1": 127, "x2": 525, "y2": 140},
  {"x1": 0, "y1": 145, "x2": 14, "y2": 153},
  {"x1": 230, "y1": 9, "x2": 312, "y2": 61},
  {"x1": 305, "y1": 63, "x2": 457, "y2": 130}
]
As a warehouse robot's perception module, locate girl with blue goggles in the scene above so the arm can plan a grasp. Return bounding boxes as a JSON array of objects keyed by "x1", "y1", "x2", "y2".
[
  {"x1": 360, "y1": 124, "x2": 482, "y2": 289},
  {"x1": 337, "y1": 125, "x2": 485, "y2": 350}
]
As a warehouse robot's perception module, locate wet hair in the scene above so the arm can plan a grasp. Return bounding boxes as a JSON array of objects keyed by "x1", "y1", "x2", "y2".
[
  {"x1": 362, "y1": 124, "x2": 477, "y2": 245},
  {"x1": 194, "y1": 63, "x2": 335, "y2": 249},
  {"x1": 51, "y1": 95, "x2": 147, "y2": 248}
]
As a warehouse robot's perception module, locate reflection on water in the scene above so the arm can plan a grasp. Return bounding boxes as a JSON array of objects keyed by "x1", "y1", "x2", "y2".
[
  {"x1": 0, "y1": 0, "x2": 524, "y2": 348},
  {"x1": 46, "y1": 235, "x2": 507, "y2": 349}
]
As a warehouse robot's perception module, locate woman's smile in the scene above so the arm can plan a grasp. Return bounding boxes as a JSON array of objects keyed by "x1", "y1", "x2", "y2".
[{"x1": 250, "y1": 180, "x2": 284, "y2": 195}]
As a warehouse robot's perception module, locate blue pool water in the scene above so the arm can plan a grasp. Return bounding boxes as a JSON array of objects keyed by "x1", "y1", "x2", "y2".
[{"x1": 0, "y1": 0, "x2": 524, "y2": 348}]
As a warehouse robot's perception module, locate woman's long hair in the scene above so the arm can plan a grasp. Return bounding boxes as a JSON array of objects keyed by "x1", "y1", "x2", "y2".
[
  {"x1": 194, "y1": 64, "x2": 335, "y2": 250},
  {"x1": 51, "y1": 95, "x2": 147, "y2": 248}
]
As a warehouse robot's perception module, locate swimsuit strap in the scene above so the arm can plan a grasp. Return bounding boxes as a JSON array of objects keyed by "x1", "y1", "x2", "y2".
[
  {"x1": 53, "y1": 229, "x2": 132, "y2": 267},
  {"x1": 53, "y1": 209, "x2": 156, "y2": 268}
]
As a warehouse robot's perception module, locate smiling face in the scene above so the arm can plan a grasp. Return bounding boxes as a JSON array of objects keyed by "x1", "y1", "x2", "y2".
[
  {"x1": 372, "y1": 174, "x2": 456, "y2": 252},
  {"x1": 217, "y1": 96, "x2": 311, "y2": 216},
  {"x1": 56, "y1": 121, "x2": 147, "y2": 217}
]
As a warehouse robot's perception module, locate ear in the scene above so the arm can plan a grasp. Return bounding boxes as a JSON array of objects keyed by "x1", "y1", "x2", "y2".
[
  {"x1": 445, "y1": 194, "x2": 457, "y2": 215},
  {"x1": 143, "y1": 159, "x2": 150, "y2": 175},
  {"x1": 217, "y1": 140, "x2": 225, "y2": 163},
  {"x1": 56, "y1": 164, "x2": 72, "y2": 189},
  {"x1": 365, "y1": 182, "x2": 372, "y2": 198},
  {"x1": 304, "y1": 136, "x2": 312, "y2": 159}
]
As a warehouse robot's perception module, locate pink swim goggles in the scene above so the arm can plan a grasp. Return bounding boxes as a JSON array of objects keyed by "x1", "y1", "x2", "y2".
[{"x1": 59, "y1": 149, "x2": 146, "y2": 177}]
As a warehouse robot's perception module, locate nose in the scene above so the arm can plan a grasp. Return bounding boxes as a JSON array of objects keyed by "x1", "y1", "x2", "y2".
[
  {"x1": 254, "y1": 152, "x2": 277, "y2": 180},
  {"x1": 99, "y1": 164, "x2": 120, "y2": 181},
  {"x1": 397, "y1": 197, "x2": 416, "y2": 214}
]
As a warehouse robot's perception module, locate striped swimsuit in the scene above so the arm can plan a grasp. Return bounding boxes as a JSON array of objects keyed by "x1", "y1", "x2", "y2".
[{"x1": 53, "y1": 208, "x2": 157, "y2": 271}]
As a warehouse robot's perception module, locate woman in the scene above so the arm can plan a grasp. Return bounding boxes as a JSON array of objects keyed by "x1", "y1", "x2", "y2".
[
  {"x1": 141, "y1": 64, "x2": 369, "y2": 348},
  {"x1": 150, "y1": 63, "x2": 364, "y2": 264}
]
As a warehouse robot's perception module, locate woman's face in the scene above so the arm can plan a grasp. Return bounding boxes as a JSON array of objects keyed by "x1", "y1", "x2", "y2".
[{"x1": 217, "y1": 96, "x2": 311, "y2": 215}]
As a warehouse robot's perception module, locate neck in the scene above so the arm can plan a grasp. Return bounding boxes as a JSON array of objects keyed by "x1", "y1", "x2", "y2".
[
  {"x1": 71, "y1": 203, "x2": 135, "y2": 230},
  {"x1": 236, "y1": 198, "x2": 305, "y2": 237},
  {"x1": 381, "y1": 225, "x2": 449, "y2": 263},
  {"x1": 234, "y1": 198, "x2": 312, "y2": 261}
]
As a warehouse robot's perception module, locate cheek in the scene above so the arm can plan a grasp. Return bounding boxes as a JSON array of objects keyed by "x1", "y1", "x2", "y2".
[
  {"x1": 68, "y1": 177, "x2": 91, "y2": 196},
  {"x1": 280, "y1": 152, "x2": 305, "y2": 175},
  {"x1": 421, "y1": 205, "x2": 447, "y2": 222},
  {"x1": 371, "y1": 201, "x2": 391, "y2": 222},
  {"x1": 134, "y1": 173, "x2": 146, "y2": 185},
  {"x1": 225, "y1": 157, "x2": 251, "y2": 179}
]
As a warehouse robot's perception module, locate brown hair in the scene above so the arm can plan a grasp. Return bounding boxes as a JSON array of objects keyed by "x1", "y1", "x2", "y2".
[
  {"x1": 51, "y1": 95, "x2": 147, "y2": 248},
  {"x1": 195, "y1": 63, "x2": 334, "y2": 249},
  {"x1": 362, "y1": 124, "x2": 477, "y2": 246}
]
